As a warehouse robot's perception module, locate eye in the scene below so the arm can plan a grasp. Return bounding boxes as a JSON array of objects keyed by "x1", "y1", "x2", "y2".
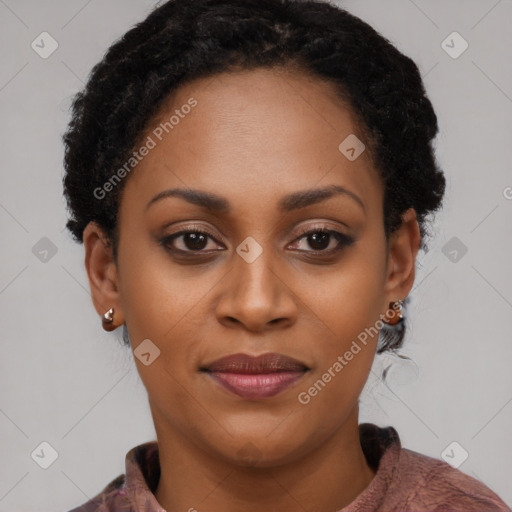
[
  {"x1": 289, "y1": 226, "x2": 355, "y2": 254},
  {"x1": 160, "y1": 227, "x2": 223, "y2": 254}
]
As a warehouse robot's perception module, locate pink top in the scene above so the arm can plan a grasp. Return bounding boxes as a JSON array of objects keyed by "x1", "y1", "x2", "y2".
[{"x1": 66, "y1": 423, "x2": 511, "y2": 512}]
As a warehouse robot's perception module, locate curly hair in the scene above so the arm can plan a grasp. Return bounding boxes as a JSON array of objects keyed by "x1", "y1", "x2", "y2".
[{"x1": 62, "y1": 0, "x2": 446, "y2": 354}]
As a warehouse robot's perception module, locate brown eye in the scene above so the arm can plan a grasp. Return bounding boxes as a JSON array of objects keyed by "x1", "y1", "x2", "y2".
[
  {"x1": 290, "y1": 228, "x2": 355, "y2": 254},
  {"x1": 161, "y1": 229, "x2": 223, "y2": 254},
  {"x1": 305, "y1": 231, "x2": 331, "y2": 251}
]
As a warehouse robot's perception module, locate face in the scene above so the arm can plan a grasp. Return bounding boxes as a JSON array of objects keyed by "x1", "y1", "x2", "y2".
[{"x1": 84, "y1": 66, "x2": 419, "y2": 467}]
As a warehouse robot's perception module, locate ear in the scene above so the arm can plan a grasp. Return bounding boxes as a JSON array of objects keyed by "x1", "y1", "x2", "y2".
[
  {"x1": 383, "y1": 208, "x2": 421, "y2": 307},
  {"x1": 83, "y1": 221, "x2": 125, "y2": 329}
]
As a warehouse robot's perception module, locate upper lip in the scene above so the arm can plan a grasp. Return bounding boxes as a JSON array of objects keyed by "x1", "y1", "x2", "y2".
[{"x1": 201, "y1": 352, "x2": 309, "y2": 374}]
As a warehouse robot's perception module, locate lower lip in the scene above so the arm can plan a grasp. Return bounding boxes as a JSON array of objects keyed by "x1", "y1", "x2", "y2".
[{"x1": 206, "y1": 371, "x2": 307, "y2": 399}]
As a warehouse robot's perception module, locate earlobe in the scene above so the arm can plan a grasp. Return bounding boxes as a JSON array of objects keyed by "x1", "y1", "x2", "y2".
[
  {"x1": 83, "y1": 221, "x2": 125, "y2": 330},
  {"x1": 384, "y1": 208, "x2": 421, "y2": 301}
]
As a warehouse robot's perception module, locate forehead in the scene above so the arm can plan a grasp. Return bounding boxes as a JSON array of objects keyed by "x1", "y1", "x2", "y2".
[{"x1": 122, "y1": 66, "x2": 382, "y2": 217}]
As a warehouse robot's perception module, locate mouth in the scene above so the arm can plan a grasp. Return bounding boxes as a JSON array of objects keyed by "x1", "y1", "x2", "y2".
[{"x1": 200, "y1": 352, "x2": 310, "y2": 400}]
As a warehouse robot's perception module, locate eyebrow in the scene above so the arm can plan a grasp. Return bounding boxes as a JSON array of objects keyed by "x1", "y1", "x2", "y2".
[{"x1": 145, "y1": 184, "x2": 365, "y2": 213}]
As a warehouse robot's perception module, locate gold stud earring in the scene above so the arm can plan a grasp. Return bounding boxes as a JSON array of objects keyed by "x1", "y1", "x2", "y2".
[
  {"x1": 382, "y1": 299, "x2": 405, "y2": 326},
  {"x1": 102, "y1": 307, "x2": 116, "y2": 332}
]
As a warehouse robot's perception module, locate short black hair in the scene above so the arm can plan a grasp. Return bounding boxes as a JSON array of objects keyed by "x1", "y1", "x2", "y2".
[{"x1": 62, "y1": 0, "x2": 446, "y2": 354}]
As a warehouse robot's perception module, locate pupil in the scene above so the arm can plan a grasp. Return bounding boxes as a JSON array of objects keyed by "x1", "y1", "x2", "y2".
[
  {"x1": 308, "y1": 232, "x2": 329, "y2": 250},
  {"x1": 185, "y1": 232, "x2": 207, "y2": 250}
]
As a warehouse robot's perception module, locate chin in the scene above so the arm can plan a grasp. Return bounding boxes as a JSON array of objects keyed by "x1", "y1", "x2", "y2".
[{"x1": 210, "y1": 433, "x2": 311, "y2": 469}]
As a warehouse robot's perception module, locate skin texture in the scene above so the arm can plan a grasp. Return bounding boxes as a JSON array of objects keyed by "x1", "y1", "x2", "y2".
[{"x1": 83, "y1": 67, "x2": 420, "y2": 512}]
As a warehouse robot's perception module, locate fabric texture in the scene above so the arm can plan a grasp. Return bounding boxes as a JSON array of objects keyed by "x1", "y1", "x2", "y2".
[{"x1": 65, "y1": 423, "x2": 511, "y2": 512}]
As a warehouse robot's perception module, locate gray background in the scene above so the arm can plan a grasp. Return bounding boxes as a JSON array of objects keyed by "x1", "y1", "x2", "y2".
[{"x1": 1, "y1": 0, "x2": 511, "y2": 511}]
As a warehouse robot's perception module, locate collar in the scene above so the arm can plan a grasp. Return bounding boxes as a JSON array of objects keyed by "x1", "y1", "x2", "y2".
[{"x1": 120, "y1": 422, "x2": 401, "y2": 512}]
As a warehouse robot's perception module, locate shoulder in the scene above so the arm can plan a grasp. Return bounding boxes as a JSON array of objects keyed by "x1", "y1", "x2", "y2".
[
  {"x1": 64, "y1": 473, "x2": 127, "y2": 512},
  {"x1": 395, "y1": 448, "x2": 511, "y2": 511},
  {"x1": 62, "y1": 440, "x2": 160, "y2": 512}
]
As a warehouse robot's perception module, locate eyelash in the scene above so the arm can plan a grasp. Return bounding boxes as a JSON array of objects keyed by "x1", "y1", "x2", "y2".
[{"x1": 159, "y1": 224, "x2": 355, "y2": 257}]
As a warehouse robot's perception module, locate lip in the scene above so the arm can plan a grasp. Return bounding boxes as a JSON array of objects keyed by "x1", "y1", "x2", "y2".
[{"x1": 201, "y1": 352, "x2": 310, "y2": 400}]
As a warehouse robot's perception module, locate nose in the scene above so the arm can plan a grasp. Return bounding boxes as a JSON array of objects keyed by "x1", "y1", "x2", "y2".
[{"x1": 214, "y1": 248, "x2": 298, "y2": 333}]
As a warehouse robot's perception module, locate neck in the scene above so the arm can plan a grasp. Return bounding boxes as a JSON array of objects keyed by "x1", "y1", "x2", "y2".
[{"x1": 153, "y1": 404, "x2": 376, "y2": 512}]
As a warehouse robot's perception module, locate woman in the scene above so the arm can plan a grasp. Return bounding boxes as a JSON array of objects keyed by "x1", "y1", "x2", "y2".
[{"x1": 62, "y1": 0, "x2": 511, "y2": 510}]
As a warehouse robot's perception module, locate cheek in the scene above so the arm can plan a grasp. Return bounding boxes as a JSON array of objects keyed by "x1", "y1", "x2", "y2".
[
  {"x1": 292, "y1": 246, "x2": 385, "y2": 409},
  {"x1": 294, "y1": 269, "x2": 382, "y2": 427},
  {"x1": 117, "y1": 237, "x2": 205, "y2": 341},
  {"x1": 116, "y1": 242, "x2": 218, "y2": 400},
  {"x1": 295, "y1": 244, "x2": 386, "y2": 348}
]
